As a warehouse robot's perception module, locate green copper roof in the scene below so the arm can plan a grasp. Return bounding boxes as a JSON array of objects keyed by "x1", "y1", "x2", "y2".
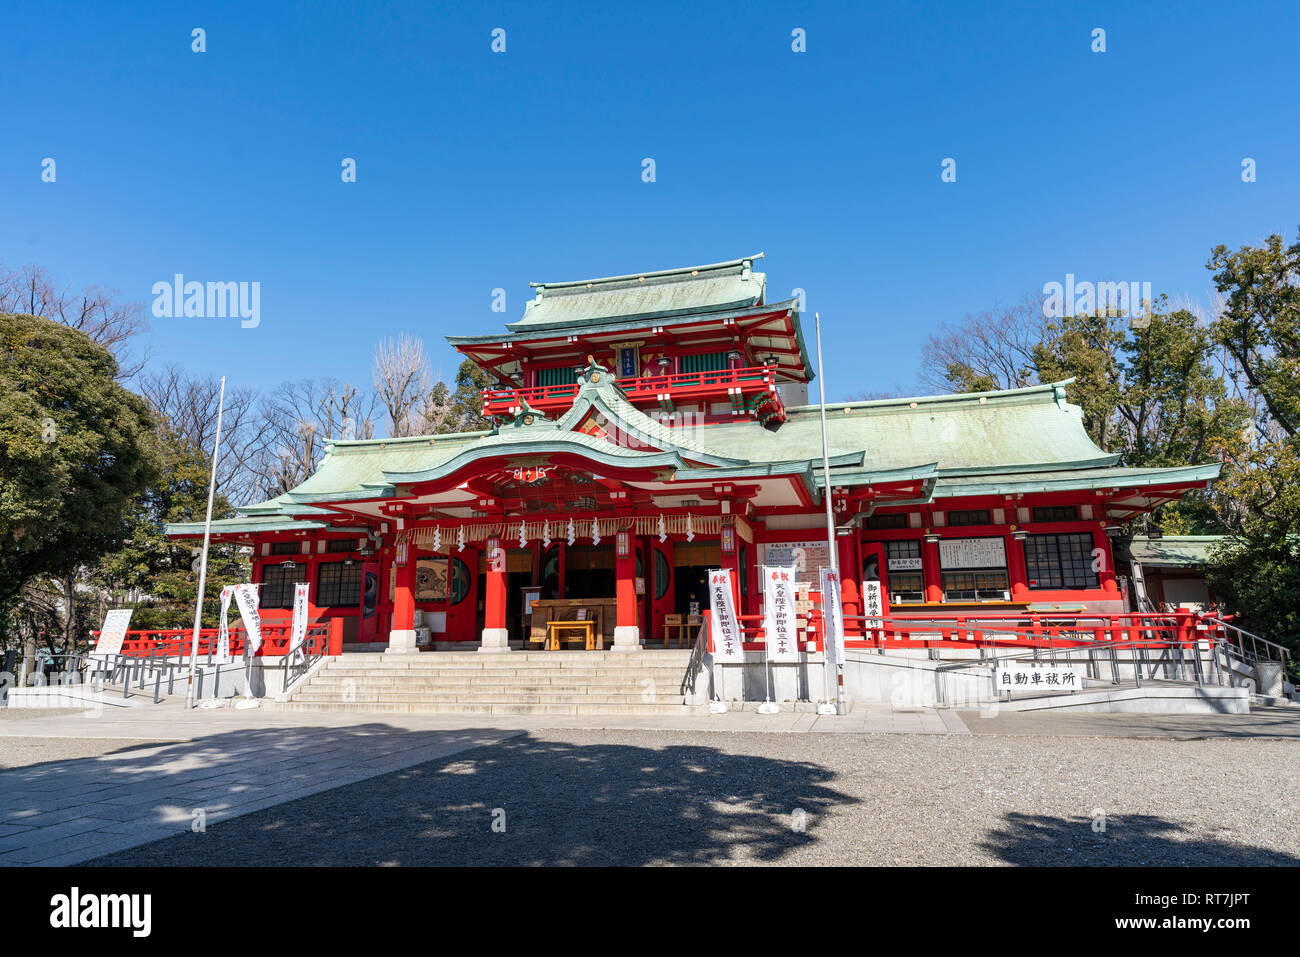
[
  {"x1": 931, "y1": 464, "x2": 1221, "y2": 497},
  {"x1": 508, "y1": 255, "x2": 766, "y2": 329},
  {"x1": 164, "y1": 376, "x2": 1223, "y2": 539},
  {"x1": 696, "y1": 380, "x2": 1116, "y2": 474},
  {"x1": 1128, "y1": 535, "x2": 1225, "y2": 568}
]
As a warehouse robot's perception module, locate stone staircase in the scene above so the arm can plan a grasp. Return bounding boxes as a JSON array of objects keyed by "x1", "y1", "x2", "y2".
[{"x1": 275, "y1": 649, "x2": 700, "y2": 715}]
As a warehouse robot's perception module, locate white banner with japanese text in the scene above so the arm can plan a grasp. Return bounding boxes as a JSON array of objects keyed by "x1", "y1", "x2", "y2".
[
  {"x1": 819, "y1": 566, "x2": 845, "y2": 665},
  {"x1": 232, "y1": 583, "x2": 263, "y2": 655},
  {"x1": 762, "y1": 565, "x2": 800, "y2": 663},
  {"x1": 289, "y1": 583, "x2": 310, "y2": 664},
  {"x1": 707, "y1": 569, "x2": 744, "y2": 663},
  {"x1": 216, "y1": 586, "x2": 234, "y2": 663}
]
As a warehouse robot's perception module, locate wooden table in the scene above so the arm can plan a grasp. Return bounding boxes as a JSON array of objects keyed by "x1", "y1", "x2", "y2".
[{"x1": 546, "y1": 620, "x2": 598, "y2": 650}]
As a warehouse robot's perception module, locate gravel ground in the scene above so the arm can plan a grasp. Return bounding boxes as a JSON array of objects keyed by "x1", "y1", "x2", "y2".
[
  {"x1": 0, "y1": 735, "x2": 174, "y2": 770},
  {"x1": 84, "y1": 729, "x2": 1300, "y2": 866}
]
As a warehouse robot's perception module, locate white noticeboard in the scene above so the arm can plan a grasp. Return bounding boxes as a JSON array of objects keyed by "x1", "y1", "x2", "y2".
[
  {"x1": 993, "y1": 664, "x2": 1085, "y2": 694},
  {"x1": 938, "y1": 536, "x2": 1007, "y2": 570},
  {"x1": 93, "y1": 609, "x2": 133, "y2": 658},
  {"x1": 762, "y1": 541, "x2": 832, "y2": 589}
]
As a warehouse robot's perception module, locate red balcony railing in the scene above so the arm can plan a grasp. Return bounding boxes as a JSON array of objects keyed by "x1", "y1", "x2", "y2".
[{"x1": 482, "y1": 365, "x2": 786, "y2": 424}]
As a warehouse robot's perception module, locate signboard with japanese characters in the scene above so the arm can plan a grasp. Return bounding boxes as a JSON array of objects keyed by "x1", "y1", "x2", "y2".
[
  {"x1": 707, "y1": 569, "x2": 744, "y2": 663},
  {"x1": 761, "y1": 541, "x2": 831, "y2": 590},
  {"x1": 861, "y1": 580, "x2": 884, "y2": 621},
  {"x1": 819, "y1": 566, "x2": 845, "y2": 665},
  {"x1": 762, "y1": 565, "x2": 800, "y2": 663},
  {"x1": 887, "y1": 556, "x2": 922, "y2": 571},
  {"x1": 92, "y1": 609, "x2": 133, "y2": 658},
  {"x1": 938, "y1": 536, "x2": 1007, "y2": 570},
  {"x1": 993, "y1": 664, "x2": 1084, "y2": 694}
]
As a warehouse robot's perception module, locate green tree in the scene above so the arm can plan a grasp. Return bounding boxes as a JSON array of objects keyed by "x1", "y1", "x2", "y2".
[
  {"x1": 0, "y1": 313, "x2": 160, "y2": 648},
  {"x1": 1202, "y1": 229, "x2": 1300, "y2": 651},
  {"x1": 448, "y1": 358, "x2": 494, "y2": 433},
  {"x1": 92, "y1": 422, "x2": 249, "y2": 629}
]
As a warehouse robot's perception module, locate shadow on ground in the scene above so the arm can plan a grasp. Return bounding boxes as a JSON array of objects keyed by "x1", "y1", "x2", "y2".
[
  {"x1": 980, "y1": 811, "x2": 1300, "y2": 866},
  {"x1": 79, "y1": 731, "x2": 855, "y2": 866}
]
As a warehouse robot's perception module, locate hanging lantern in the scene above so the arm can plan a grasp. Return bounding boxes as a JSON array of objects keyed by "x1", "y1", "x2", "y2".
[
  {"x1": 457, "y1": 525, "x2": 465, "y2": 552},
  {"x1": 658, "y1": 513, "x2": 667, "y2": 544},
  {"x1": 542, "y1": 520, "x2": 551, "y2": 548},
  {"x1": 616, "y1": 529, "x2": 631, "y2": 559},
  {"x1": 432, "y1": 526, "x2": 441, "y2": 553},
  {"x1": 519, "y1": 520, "x2": 527, "y2": 549},
  {"x1": 591, "y1": 518, "x2": 601, "y2": 546},
  {"x1": 685, "y1": 513, "x2": 695, "y2": 542},
  {"x1": 395, "y1": 542, "x2": 409, "y2": 566},
  {"x1": 720, "y1": 525, "x2": 736, "y2": 554},
  {"x1": 567, "y1": 516, "x2": 576, "y2": 546}
]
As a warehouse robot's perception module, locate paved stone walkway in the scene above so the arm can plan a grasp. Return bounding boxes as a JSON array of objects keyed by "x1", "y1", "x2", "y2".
[{"x1": 0, "y1": 700, "x2": 966, "y2": 865}]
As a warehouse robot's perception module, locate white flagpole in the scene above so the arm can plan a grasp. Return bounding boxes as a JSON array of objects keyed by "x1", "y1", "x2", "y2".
[
  {"x1": 185, "y1": 375, "x2": 226, "y2": 709},
  {"x1": 814, "y1": 314, "x2": 846, "y2": 715}
]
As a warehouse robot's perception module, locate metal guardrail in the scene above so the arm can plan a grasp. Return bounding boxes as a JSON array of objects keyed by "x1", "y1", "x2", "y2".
[
  {"x1": 680, "y1": 621, "x2": 709, "y2": 697},
  {"x1": 9, "y1": 651, "x2": 205, "y2": 704},
  {"x1": 1202, "y1": 616, "x2": 1292, "y2": 673},
  {"x1": 282, "y1": 625, "x2": 333, "y2": 694},
  {"x1": 963, "y1": 637, "x2": 1237, "y2": 693}
]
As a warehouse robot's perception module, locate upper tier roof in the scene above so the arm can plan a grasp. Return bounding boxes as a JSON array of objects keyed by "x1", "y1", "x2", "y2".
[{"x1": 508, "y1": 255, "x2": 766, "y2": 329}]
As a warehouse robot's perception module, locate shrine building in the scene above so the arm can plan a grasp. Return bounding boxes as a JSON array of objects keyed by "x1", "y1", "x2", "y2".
[{"x1": 165, "y1": 254, "x2": 1220, "y2": 655}]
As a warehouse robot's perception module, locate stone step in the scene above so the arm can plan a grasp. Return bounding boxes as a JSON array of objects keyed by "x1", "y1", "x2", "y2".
[
  {"x1": 302, "y1": 680, "x2": 683, "y2": 693},
  {"x1": 272, "y1": 700, "x2": 696, "y2": 715},
  {"x1": 291, "y1": 691, "x2": 688, "y2": 705}
]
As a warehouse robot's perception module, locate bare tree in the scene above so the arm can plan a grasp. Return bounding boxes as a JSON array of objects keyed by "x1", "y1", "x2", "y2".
[
  {"x1": 138, "y1": 365, "x2": 270, "y2": 505},
  {"x1": 0, "y1": 263, "x2": 149, "y2": 377},
  {"x1": 259, "y1": 379, "x2": 377, "y2": 497},
  {"x1": 919, "y1": 295, "x2": 1045, "y2": 393},
  {"x1": 373, "y1": 334, "x2": 432, "y2": 437}
]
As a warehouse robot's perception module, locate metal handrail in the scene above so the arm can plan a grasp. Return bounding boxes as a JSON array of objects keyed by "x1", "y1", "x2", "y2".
[
  {"x1": 282, "y1": 624, "x2": 332, "y2": 694},
  {"x1": 680, "y1": 617, "x2": 710, "y2": 696},
  {"x1": 1201, "y1": 616, "x2": 1291, "y2": 670},
  {"x1": 10, "y1": 651, "x2": 204, "y2": 704},
  {"x1": 947, "y1": 637, "x2": 1236, "y2": 698}
]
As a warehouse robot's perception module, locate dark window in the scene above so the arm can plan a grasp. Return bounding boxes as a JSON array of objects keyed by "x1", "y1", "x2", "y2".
[
  {"x1": 866, "y1": 513, "x2": 908, "y2": 530},
  {"x1": 737, "y1": 546, "x2": 747, "y2": 599},
  {"x1": 261, "y1": 562, "x2": 307, "y2": 608},
  {"x1": 945, "y1": 509, "x2": 992, "y2": 527},
  {"x1": 940, "y1": 570, "x2": 1009, "y2": 601},
  {"x1": 316, "y1": 561, "x2": 363, "y2": 607},
  {"x1": 269, "y1": 542, "x2": 300, "y2": 556},
  {"x1": 1032, "y1": 505, "x2": 1080, "y2": 523},
  {"x1": 325, "y1": 539, "x2": 356, "y2": 553},
  {"x1": 884, "y1": 540, "x2": 924, "y2": 603},
  {"x1": 1024, "y1": 533, "x2": 1099, "y2": 590},
  {"x1": 679, "y1": 351, "x2": 730, "y2": 374},
  {"x1": 537, "y1": 366, "x2": 579, "y2": 387}
]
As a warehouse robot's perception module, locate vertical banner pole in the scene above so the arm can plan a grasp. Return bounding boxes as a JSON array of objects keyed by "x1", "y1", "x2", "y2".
[
  {"x1": 814, "y1": 314, "x2": 847, "y2": 715},
  {"x1": 185, "y1": 375, "x2": 226, "y2": 709}
]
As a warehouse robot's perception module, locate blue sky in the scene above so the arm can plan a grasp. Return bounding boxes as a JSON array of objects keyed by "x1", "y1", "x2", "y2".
[{"x1": 2, "y1": 0, "x2": 1297, "y2": 401}]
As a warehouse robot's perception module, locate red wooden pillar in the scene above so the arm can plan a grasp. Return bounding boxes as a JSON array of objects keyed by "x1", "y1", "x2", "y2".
[
  {"x1": 480, "y1": 541, "x2": 510, "y2": 653},
  {"x1": 1006, "y1": 531, "x2": 1030, "y2": 601},
  {"x1": 388, "y1": 545, "x2": 419, "y2": 654},
  {"x1": 613, "y1": 531, "x2": 641, "y2": 652},
  {"x1": 836, "y1": 535, "x2": 861, "y2": 635},
  {"x1": 1093, "y1": 528, "x2": 1119, "y2": 595},
  {"x1": 922, "y1": 537, "x2": 943, "y2": 603}
]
